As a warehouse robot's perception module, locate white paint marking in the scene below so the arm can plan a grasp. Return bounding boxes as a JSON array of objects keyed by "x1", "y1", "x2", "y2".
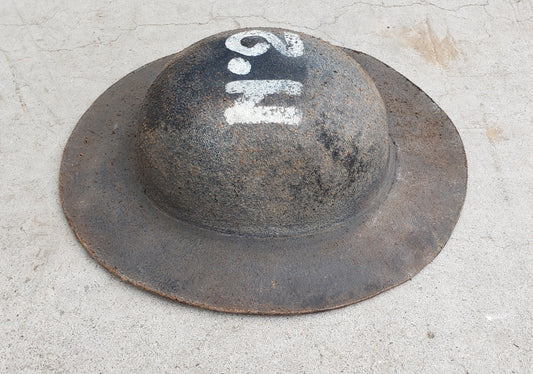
[
  {"x1": 485, "y1": 313, "x2": 509, "y2": 321},
  {"x1": 224, "y1": 80, "x2": 303, "y2": 125},
  {"x1": 225, "y1": 30, "x2": 304, "y2": 57},
  {"x1": 227, "y1": 57, "x2": 251, "y2": 75}
]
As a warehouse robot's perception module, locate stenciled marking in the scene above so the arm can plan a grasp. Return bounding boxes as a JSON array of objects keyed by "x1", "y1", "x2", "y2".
[
  {"x1": 225, "y1": 80, "x2": 303, "y2": 125},
  {"x1": 224, "y1": 30, "x2": 304, "y2": 126},
  {"x1": 227, "y1": 57, "x2": 251, "y2": 75},
  {"x1": 225, "y1": 30, "x2": 304, "y2": 57}
]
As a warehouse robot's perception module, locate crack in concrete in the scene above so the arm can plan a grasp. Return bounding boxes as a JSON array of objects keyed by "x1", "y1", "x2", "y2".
[{"x1": 1, "y1": 50, "x2": 28, "y2": 115}]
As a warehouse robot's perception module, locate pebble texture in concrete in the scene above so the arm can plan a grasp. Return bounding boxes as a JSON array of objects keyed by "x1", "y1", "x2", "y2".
[{"x1": 1, "y1": 1, "x2": 532, "y2": 372}]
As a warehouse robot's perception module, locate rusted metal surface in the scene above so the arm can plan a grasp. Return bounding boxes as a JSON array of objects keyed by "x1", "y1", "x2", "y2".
[
  {"x1": 137, "y1": 31, "x2": 392, "y2": 238},
  {"x1": 59, "y1": 28, "x2": 467, "y2": 314}
]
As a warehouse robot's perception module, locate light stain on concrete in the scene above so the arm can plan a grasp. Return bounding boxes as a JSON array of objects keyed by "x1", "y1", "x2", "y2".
[
  {"x1": 382, "y1": 19, "x2": 461, "y2": 68},
  {"x1": 485, "y1": 125, "x2": 509, "y2": 144}
]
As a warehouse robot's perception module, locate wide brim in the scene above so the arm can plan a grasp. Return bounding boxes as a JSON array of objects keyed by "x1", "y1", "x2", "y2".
[{"x1": 59, "y1": 48, "x2": 467, "y2": 315}]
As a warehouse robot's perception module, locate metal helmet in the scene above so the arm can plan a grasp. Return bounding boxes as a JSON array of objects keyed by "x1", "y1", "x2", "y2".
[{"x1": 60, "y1": 28, "x2": 466, "y2": 314}]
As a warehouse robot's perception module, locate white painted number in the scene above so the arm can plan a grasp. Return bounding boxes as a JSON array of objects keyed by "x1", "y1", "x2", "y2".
[
  {"x1": 225, "y1": 30, "x2": 304, "y2": 57},
  {"x1": 224, "y1": 30, "x2": 304, "y2": 126}
]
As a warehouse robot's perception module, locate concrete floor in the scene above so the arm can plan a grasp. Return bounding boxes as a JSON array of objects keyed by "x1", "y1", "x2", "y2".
[{"x1": 1, "y1": 0, "x2": 532, "y2": 372}]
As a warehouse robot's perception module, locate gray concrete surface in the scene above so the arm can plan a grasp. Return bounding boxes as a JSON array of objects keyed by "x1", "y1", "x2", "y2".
[{"x1": 1, "y1": 0, "x2": 532, "y2": 372}]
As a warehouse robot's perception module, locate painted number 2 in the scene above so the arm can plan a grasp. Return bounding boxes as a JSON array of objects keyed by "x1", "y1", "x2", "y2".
[{"x1": 224, "y1": 30, "x2": 304, "y2": 126}]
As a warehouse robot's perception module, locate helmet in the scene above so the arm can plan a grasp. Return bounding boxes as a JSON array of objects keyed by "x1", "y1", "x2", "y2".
[{"x1": 60, "y1": 28, "x2": 466, "y2": 314}]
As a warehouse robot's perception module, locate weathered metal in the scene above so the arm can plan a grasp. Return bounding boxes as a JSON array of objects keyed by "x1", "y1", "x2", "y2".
[
  {"x1": 59, "y1": 28, "x2": 467, "y2": 314},
  {"x1": 137, "y1": 32, "x2": 393, "y2": 237}
]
